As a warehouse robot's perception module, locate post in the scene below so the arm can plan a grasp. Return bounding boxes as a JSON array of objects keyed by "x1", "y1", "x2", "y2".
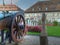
[
  {"x1": 1, "y1": 30, "x2": 4, "y2": 43},
  {"x1": 3, "y1": 0, "x2": 5, "y2": 18},
  {"x1": 8, "y1": 28, "x2": 12, "y2": 43},
  {"x1": 40, "y1": 13, "x2": 48, "y2": 45},
  {"x1": 0, "y1": 30, "x2": 7, "y2": 45}
]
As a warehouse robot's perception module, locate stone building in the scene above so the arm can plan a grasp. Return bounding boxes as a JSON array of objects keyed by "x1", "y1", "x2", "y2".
[{"x1": 25, "y1": 0, "x2": 60, "y2": 26}]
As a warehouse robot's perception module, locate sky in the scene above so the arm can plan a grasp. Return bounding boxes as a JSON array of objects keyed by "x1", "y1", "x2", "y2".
[{"x1": 0, "y1": 0, "x2": 49, "y2": 10}]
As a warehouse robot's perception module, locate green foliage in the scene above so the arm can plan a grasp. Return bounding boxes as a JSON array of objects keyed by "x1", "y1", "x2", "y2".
[
  {"x1": 58, "y1": 22, "x2": 60, "y2": 26},
  {"x1": 27, "y1": 32, "x2": 40, "y2": 35},
  {"x1": 53, "y1": 21, "x2": 58, "y2": 26}
]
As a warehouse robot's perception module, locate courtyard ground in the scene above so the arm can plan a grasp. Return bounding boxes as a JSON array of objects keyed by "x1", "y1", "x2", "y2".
[{"x1": 1, "y1": 35, "x2": 60, "y2": 45}]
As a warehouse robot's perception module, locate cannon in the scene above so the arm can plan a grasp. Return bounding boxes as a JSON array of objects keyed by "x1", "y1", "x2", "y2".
[{"x1": 0, "y1": 5, "x2": 25, "y2": 43}]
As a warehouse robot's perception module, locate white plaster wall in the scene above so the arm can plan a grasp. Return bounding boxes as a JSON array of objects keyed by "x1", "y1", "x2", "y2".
[{"x1": 25, "y1": 12, "x2": 60, "y2": 26}]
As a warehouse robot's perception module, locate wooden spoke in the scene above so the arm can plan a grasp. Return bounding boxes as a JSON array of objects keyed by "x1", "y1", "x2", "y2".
[{"x1": 11, "y1": 15, "x2": 25, "y2": 43}]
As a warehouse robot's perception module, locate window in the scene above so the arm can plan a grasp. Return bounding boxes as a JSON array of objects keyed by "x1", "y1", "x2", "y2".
[
  {"x1": 32, "y1": 8, "x2": 34, "y2": 11},
  {"x1": 39, "y1": 8, "x2": 41, "y2": 11},
  {"x1": 38, "y1": 7, "x2": 41, "y2": 11},
  {"x1": 46, "y1": 7, "x2": 48, "y2": 11}
]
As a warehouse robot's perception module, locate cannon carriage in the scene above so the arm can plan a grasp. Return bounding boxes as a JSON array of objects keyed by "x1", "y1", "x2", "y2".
[{"x1": 0, "y1": 4, "x2": 25, "y2": 43}]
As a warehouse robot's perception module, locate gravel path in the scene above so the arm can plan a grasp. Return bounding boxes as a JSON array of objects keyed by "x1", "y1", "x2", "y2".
[{"x1": 0, "y1": 35, "x2": 60, "y2": 45}]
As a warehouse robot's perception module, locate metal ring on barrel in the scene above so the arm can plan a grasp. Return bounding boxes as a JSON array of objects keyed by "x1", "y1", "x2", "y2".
[{"x1": 11, "y1": 14, "x2": 25, "y2": 43}]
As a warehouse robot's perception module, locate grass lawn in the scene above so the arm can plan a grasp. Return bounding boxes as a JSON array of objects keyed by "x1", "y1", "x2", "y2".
[
  {"x1": 27, "y1": 32, "x2": 40, "y2": 35},
  {"x1": 27, "y1": 26, "x2": 60, "y2": 37},
  {"x1": 47, "y1": 26, "x2": 60, "y2": 37}
]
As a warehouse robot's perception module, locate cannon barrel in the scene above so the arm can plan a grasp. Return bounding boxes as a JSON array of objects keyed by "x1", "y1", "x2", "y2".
[
  {"x1": 0, "y1": 15, "x2": 12, "y2": 29},
  {"x1": 0, "y1": 11, "x2": 24, "y2": 29}
]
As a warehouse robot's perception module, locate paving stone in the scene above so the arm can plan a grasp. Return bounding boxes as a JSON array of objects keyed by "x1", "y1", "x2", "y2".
[{"x1": 0, "y1": 35, "x2": 60, "y2": 45}]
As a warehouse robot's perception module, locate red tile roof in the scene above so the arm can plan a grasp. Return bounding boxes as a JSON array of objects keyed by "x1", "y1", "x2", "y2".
[
  {"x1": 0, "y1": 4, "x2": 21, "y2": 11},
  {"x1": 25, "y1": 1, "x2": 60, "y2": 13}
]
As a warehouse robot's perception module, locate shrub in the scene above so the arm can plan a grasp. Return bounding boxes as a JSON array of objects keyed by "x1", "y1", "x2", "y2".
[
  {"x1": 58, "y1": 22, "x2": 60, "y2": 26},
  {"x1": 53, "y1": 21, "x2": 58, "y2": 26},
  {"x1": 32, "y1": 26, "x2": 42, "y2": 32},
  {"x1": 27, "y1": 26, "x2": 42, "y2": 32},
  {"x1": 46, "y1": 24, "x2": 53, "y2": 26}
]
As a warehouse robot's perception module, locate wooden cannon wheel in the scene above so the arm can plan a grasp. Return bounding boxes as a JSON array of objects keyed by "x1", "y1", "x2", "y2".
[{"x1": 11, "y1": 14, "x2": 25, "y2": 43}]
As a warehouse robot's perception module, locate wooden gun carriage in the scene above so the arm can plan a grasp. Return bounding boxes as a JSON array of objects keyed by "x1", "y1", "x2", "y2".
[{"x1": 0, "y1": 5, "x2": 25, "y2": 43}]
